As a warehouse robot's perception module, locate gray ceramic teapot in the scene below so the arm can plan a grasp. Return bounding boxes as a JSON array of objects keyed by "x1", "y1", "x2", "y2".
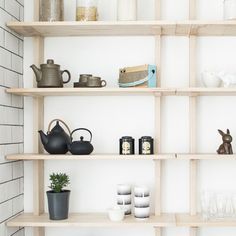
[{"x1": 31, "y1": 59, "x2": 71, "y2": 88}]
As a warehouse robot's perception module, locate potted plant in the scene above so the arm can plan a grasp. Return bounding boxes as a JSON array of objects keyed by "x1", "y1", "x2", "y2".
[{"x1": 47, "y1": 173, "x2": 70, "y2": 220}]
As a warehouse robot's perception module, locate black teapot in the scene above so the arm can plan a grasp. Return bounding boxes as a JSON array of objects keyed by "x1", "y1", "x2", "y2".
[
  {"x1": 38, "y1": 119, "x2": 71, "y2": 154},
  {"x1": 68, "y1": 128, "x2": 94, "y2": 155}
]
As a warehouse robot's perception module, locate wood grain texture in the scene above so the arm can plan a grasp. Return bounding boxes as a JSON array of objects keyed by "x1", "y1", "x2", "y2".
[
  {"x1": 6, "y1": 153, "x2": 175, "y2": 160},
  {"x1": 6, "y1": 213, "x2": 176, "y2": 227},
  {"x1": 6, "y1": 21, "x2": 236, "y2": 37},
  {"x1": 5, "y1": 88, "x2": 175, "y2": 97}
]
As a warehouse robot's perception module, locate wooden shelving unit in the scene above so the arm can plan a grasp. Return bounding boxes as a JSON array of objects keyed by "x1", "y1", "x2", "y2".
[
  {"x1": 6, "y1": 0, "x2": 236, "y2": 236},
  {"x1": 6, "y1": 213, "x2": 175, "y2": 228},
  {"x1": 6, "y1": 153, "x2": 175, "y2": 160},
  {"x1": 6, "y1": 87, "x2": 236, "y2": 97},
  {"x1": 7, "y1": 20, "x2": 236, "y2": 37}
]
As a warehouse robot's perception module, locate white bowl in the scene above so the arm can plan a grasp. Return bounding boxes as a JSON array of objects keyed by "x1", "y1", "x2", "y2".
[
  {"x1": 134, "y1": 186, "x2": 150, "y2": 197},
  {"x1": 134, "y1": 196, "x2": 150, "y2": 207},
  {"x1": 117, "y1": 194, "x2": 132, "y2": 204},
  {"x1": 108, "y1": 207, "x2": 125, "y2": 222},
  {"x1": 134, "y1": 207, "x2": 150, "y2": 219},
  {"x1": 117, "y1": 184, "x2": 131, "y2": 195},
  {"x1": 201, "y1": 71, "x2": 221, "y2": 88}
]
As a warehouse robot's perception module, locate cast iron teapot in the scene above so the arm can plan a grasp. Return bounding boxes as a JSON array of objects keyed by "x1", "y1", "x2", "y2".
[
  {"x1": 31, "y1": 59, "x2": 71, "y2": 88},
  {"x1": 68, "y1": 128, "x2": 94, "y2": 155},
  {"x1": 38, "y1": 119, "x2": 71, "y2": 154}
]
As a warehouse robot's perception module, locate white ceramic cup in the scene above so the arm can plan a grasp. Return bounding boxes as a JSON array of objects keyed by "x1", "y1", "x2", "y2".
[
  {"x1": 118, "y1": 204, "x2": 132, "y2": 215},
  {"x1": 117, "y1": 194, "x2": 132, "y2": 205},
  {"x1": 117, "y1": 184, "x2": 132, "y2": 195},
  {"x1": 201, "y1": 71, "x2": 221, "y2": 88},
  {"x1": 134, "y1": 186, "x2": 150, "y2": 197},
  {"x1": 134, "y1": 207, "x2": 150, "y2": 219},
  {"x1": 134, "y1": 196, "x2": 150, "y2": 208},
  {"x1": 108, "y1": 207, "x2": 125, "y2": 222}
]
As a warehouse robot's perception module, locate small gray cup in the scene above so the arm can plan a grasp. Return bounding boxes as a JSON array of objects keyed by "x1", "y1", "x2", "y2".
[{"x1": 87, "y1": 77, "x2": 107, "y2": 87}]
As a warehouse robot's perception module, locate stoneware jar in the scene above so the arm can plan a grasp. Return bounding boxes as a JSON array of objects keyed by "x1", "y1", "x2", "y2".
[
  {"x1": 39, "y1": 0, "x2": 64, "y2": 21},
  {"x1": 76, "y1": 0, "x2": 98, "y2": 21}
]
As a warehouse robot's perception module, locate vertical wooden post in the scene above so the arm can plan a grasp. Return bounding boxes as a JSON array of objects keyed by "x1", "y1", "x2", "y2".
[
  {"x1": 154, "y1": 1, "x2": 162, "y2": 236},
  {"x1": 189, "y1": 0, "x2": 198, "y2": 236},
  {"x1": 33, "y1": 1, "x2": 45, "y2": 236}
]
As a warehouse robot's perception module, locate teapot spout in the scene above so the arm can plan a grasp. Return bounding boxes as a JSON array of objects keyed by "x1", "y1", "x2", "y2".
[
  {"x1": 30, "y1": 64, "x2": 42, "y2": 82},
  {"x1": 38, "y1": 130, "x2": 48, "y2": 146}
]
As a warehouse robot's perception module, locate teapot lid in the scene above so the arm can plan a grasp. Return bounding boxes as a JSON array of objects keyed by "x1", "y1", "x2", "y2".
[{"x1": 41, "y1": 59, "x2": 60, "y2": 68}]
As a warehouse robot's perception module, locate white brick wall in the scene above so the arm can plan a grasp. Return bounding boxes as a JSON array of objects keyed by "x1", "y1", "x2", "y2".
[{"x1": 0, "y1": 1, "x2": 24, "y2": 236}]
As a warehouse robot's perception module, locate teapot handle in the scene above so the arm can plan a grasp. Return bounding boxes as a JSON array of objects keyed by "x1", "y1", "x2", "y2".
[
  {"x1": 61, "y1": 70, "x2": 71, "y2": 84},
  {"x1": 47, "y1": 119, "x2": 71, "y2": 135},
  {"x1": 70, "y1": 128, "x2": 92, "y2": 142}
]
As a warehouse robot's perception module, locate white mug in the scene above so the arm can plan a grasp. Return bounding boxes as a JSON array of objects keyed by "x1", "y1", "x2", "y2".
[
  {"x1": 117, "y1": 184, "x2": 131, "y2": 195},
  {"x1": 134, "y1": 207, "x2": 150, "y2": 219},
  {"x1": 134, "y1": 196, "x2": 150, "y2": 208},
  {"x1": 117, "y1": 194, "x2": 132, "y2": 205}
]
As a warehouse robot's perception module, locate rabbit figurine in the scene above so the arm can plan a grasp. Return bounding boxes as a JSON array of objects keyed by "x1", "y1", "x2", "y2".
[{"x1": 217, "y1": 129, "x2": 233, "y2": 154}]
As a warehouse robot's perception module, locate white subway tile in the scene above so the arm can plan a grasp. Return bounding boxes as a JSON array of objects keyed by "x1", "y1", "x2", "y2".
[
  {"x1": 12, "y1": 194, "x2": 23, "y2": 214},
  {"x1": 6, "y1": 226, "x2": 20, "y2": 236},
  {"x1": 12, "y1": 161, "x2": 23, "y2": 178},
  {"x1": 0, "y1": 144, "x2": 20, "y2": 163},
  {"x1": 4, "y1": 70, "x2": 19, "y2": 88},
  {"x1": 0, "y1": 199, "x2": 13, "y2": 222},
  {"x1": 0, "y1": 87, "x2": 11, "y2": 106},
  {"x1": 0, "y1": 67, "x2": 5, "y2": 86},
  {"x1": 11, "y1": 54, "x2": 23, "y2": 74},
  {"x1": 0, "y1": 28, "x2": 4, "y2": 47},
  {"x1": 18, "y1": 40, "x2": 23, "y2": 57},
  {"x1": 17, "y1": 0, "x2": 24, "y2": 6},
  {"x1": 0, "y1": 126, "x2": 12, "y2": 144},
  {"x1": 18, "y1": 74, "x2": 23, "y2": 87},
  {"x1": 19, "y1": 6, "x2": 24, "y2": 21},
  {"x1": 11, "y1": 95, "x2": 23, "y2": 108},
  {"x1": 0, "y1": 47, "x2": 11, "y2": 69},
  {"x1": 19, "y1": 177, "x2": 23, "y2": 194},
  {"x1": 0, "y1": 10, "x2": 11, "y2": 30},
  {"x1": 5, "y1": 0, "x2": 20, "y2": 20},
  {"x1": 0, "y1": 179, "x2": 20, "y2": 202},
  {"x1": 0, "y1": 162, "x2": 12, "y2": 183},
  {"x1": 5, "y1": 32, "x2": 19, "y2": 55},
  {"x1": 19, "y1": 109, "x2": 23, "y2": 125},
  {"x1": 11, "y1": 126, "x2": 23, "y2": 143},
  {"x1": 13, "y1": 228, "x2": 24, "y2": 236},
  {"x1": 0, "y1": 0, "x2": 4, "y2": 8},
  {"x1": 0, "y1": 106, "x2": 5, "y2": 124},
  {"x1": 18, "y1": 143, "x2": 23, "y2": 153}
]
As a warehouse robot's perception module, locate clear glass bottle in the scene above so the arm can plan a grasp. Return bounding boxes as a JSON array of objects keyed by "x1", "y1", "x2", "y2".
[
  {"x1": 76, "y1": 0, "x2": 98, "y2": 21},
  {"x1": 39, "y1": 0, "x2": 64, "y2": 21}
]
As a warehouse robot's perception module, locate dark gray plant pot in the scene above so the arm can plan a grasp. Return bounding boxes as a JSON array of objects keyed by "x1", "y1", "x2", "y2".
[{"x1": 47, "y1": 190, "x2": 70, "y2": 220}]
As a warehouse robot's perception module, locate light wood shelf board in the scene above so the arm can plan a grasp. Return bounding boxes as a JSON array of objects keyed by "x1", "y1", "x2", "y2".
[
  {"x1": 5, "y1": 88, "x2": 175, "y2": 97},
  {"x1": 177, "y1": 154, "x2": 236, "y2": 160},
  {"x1": 7, "y1": 213, "x2": 175, "y2": 227},
  {"x1": 177, "y1": 87, "x2": 236, "y2": 96},
  {"x1": 6, "y1": 153, "x2": 175, "y2": 160},
  {"x1": 176, "y1": 213, "x2": 236, "y2": 227},
  {"x1": 7, "y1": 21, "x2": 236, "y2": 37}
]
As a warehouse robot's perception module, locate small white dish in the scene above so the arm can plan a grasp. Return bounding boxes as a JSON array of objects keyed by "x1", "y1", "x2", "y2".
[{"x1": 108, "y1": 207, "x2": 125, "y2": 222}]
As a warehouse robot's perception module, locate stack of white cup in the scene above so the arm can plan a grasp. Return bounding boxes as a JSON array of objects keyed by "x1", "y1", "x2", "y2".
[
  {"x1": 134, "y1": 186, "x2": 150, "y2": 219},
  {"x1": 117, "y1": 184, "x2": 132, "y2": 215}
]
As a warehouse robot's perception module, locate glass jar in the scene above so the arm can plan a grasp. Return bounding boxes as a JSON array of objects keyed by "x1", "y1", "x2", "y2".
[
  {"x1": 76, "y1": 0, "x2": 98, "y2": 21},
  {"x1": 39, "y1": 0, "x2": 64, "y2": 21},
  {"x1": 224, "y1": 0, "x2": 236, "y2": 20},
  {"x1": 117, "y1": 0, "x2": 137, "y2": 21}
]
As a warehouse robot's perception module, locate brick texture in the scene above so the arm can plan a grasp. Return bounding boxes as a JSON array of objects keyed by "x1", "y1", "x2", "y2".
[{"x1": 0, "y1": 1, "x2": 24, "y2": 235}]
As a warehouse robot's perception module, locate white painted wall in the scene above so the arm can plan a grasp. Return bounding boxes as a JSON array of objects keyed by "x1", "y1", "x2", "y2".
[{"x1": 24, "y1": 1, "x2": 236, "y2": 236}]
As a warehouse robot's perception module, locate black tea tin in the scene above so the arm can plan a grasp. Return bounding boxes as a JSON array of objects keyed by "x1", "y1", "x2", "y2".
[
  {"x1": 139, "y1": 136, "x2": 154, "y2": 155},
  {"x1": 119, "y1": 136, "x2": 135, "y2": 155}
]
